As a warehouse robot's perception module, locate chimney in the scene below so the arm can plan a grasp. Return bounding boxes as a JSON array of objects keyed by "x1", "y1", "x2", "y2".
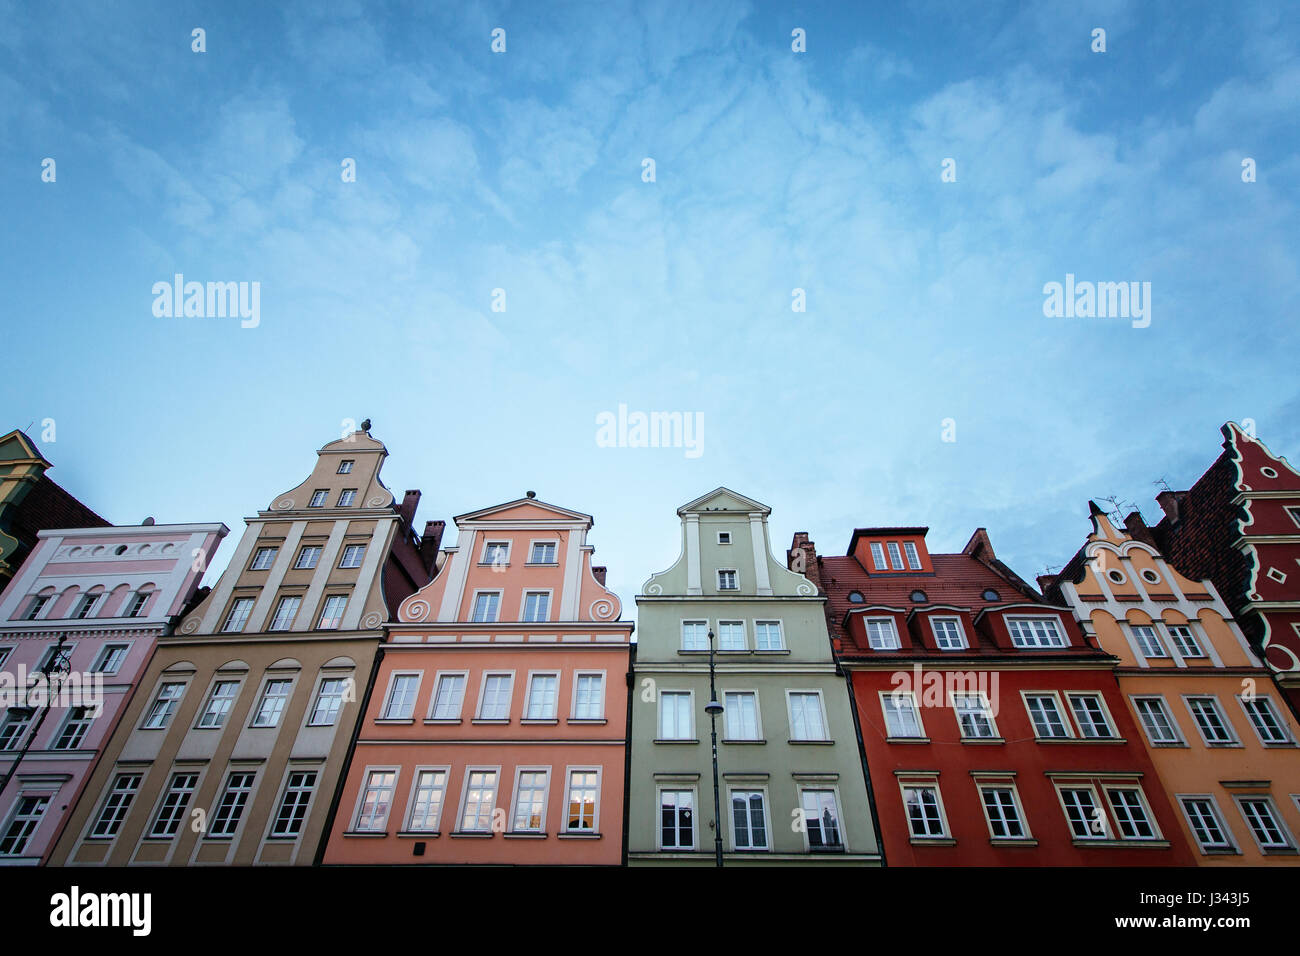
[
  {"x1": 1036, "y1": 574, "x2": 1056, "y2": 594},
  {"x1": 420, "y1": 520, "x2": 445, "y2": 573},
  {"x1": 399, "y1": 490, "x2": 421, "y2": 526},
  {"x1": 1124, "y1": 510, "x2": 1158, "y2": 547},
  {"x1": 1155, "y1": 490, "x2": 1182, "y2": 525},
  {"x1": 592, "y1": 566, "x2": 608, "y2": 586},
  {"x1": 788, "y1": 532, "x2": 823, "y2": 589}
]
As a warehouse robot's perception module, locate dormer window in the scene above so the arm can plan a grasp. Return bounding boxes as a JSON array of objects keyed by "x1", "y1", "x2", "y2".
[
  {"x1": 886, "y1": 543, "x2": 904, "y2": 570},
  {"x1": 337, "y1": 460, "x2": 354, "y2": 474},
  {"x1": 1007, "y1": 617, "x2": 1066, "y2": 648},
  {"x1": 903, "y1": 542, "x2": 921, "y2": 570},
  {"x1": 909, "y1": 590, "x2": 928, "y2": 603},
  {"x1": 847, "y1": 591, "x2": 864, "y2": 604},
  {"x1": 870, "y1": 543, "x2": 887, "y2": 570},
  {"x1": 981, "y1": 589, "x2": 1000, "y2": 602},
  {"x1": 717, "y1": 570, "x2": 738, "y2": 591},
  {"x1": 865, "y1": 618, "x2": 900, "y2": 650},
  {"x1": 867, "y1": 538, "x2": 925, "y2": 572}
]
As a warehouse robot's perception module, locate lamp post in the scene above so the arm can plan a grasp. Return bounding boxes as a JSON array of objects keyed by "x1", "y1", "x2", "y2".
[
  {"x1": 0, "y1": 633, "x2": 70, "y2": 798},
  {"x1": 704, "y1": 628, "x2": 724, "y2": 867}
]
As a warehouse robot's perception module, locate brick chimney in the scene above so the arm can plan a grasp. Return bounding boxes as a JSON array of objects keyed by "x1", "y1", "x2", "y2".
[
  {"x1": 1155, "y1": 490, "x2": 1183, "y2": 525},
  {"x1": 592, "y1": 566, "x2": 608, "y2": 586},
  {"x1": 788, "y1": 532, "x2": 823, "y2": 591},
  {"x1": 1036, "y1": 574, "x2": 1056, "y2": 594},
  {"x1": 1123, "y1": 510, "x2": 1158, "y2": 547},
  {"x1": 399, "y1": 490, "x2": 421, "y2": 526},
  {"x1": 420, "y1": 520, "x2": 445, "y2": 573}
]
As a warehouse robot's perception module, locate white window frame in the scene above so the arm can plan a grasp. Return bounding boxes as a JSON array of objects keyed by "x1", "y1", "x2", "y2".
[
  {"x1": 1131, "y1": 624, "x2": 1167, "y2": 659},
  {"x1": 142, "y1": 681, "x2": 187, "y2": 730},
  {"x1": 977, "y1": 781, "x2": 1033, "y2": 841},
  {"x1": 880, "y1": 691, "x2": 926, "y2": 739},
  {"x1": 864, "y1": 616, "x2": 900, "y2": 650},
  {"x1": 249, "y1": 547, "x2": 278, "y2": 571},
  {"x1": 898, "y1": 779, "x2": 949, "y2": 840},
  {"x1": 523, "y1": 670, "x2": 561, "y2": 721},
  {"x1": 1006, "y1": 616, "x2": 1067, "y2": 648},
  {"x1": 1234, "y1": 795, "x2": 1296, "y2": 852},
  {"x1": 352, "y1": 767, "x2": 400, "y2": 833},
  {"x1": 250, "y1": 676, "x2": 295, "y2": 728},
  {"x1": 470, "y1": 589, "x2": 502, "y2": 624},
  {"x1": 571, "y1": 671, "x2": 606, "y2": 721},
  {"x1": 657, "y1": 689, "x2": 694, "y2": 740},
  {"x1": 1237, "y1": 694, "x2": 1295, "y2": 746},
  {"x1": 1104, "y1": 785, "x2": 1161, "y2": 841},
  {"x1": 519, "y1": 589, "x2": 553, "y2": 624},
  {"x1": 726, "y1": 785, "x2": 771, "y2": 851},
  {"x1": 716, "y1": 619, "x2": 746, "y2": 651},
  {"x1": 886, "y1": 542, "x2": 905, "y2": 570},
  {"x1": 404, "y1": 766, "x2": 450, "y2": 833},
  {"x1": 89, "y1": 772, "x2": 143, "y2": 840},
  {"x1": 1177, "y1": 794, "x2": 1238, "y2": 854},
  {"x1": 268, "y1": 594, "x2": 302, "y2": 631},
  {"x1": 952, "y1": 691, "x2": 999, "y2": 740},
  {"x1": 427, "y1": 670, "x2": 469, "y2": 721},
  {"x1": 754, "y1": 619, "x2": 784, "y2": 651},
  {"x1": 1184, "y1": 695, "x2": 1240, "y2": 746},
  {"x1": 787, "y1": 689, "x2": 829, "y2": 742},
  {"x1": 338, "y1": 544, "x2": 366, "y2": 569},
  {"x1": 1165, "y1": 624, "x2": 1205, "y2": 659},
  {"x1": 268, "y1": 769, "x2": 318, "y2": 839},
  {"x1": 716, "y1": 531, "x2": 731, "y2": 545},
  {"x1": 336, "y1": 488, "x2": 357, "y2": 507},
  {"x1": 196, "y1": 679, "x2": 241, "y2": 729},
  {"x1": 1055, "y1": 783, "x2": 1107, "y2": 840},
  {"x1": 480, "y1": 540, "x2": 511, "y2": 566},
  {"x1": 337, "y1": 459, "x2": 354, "y2": 474},
  {"x1": 903, "y1": 541, "x2": 922, "y2": 570},
  {"x1": 308, "y1": 489, "x2": 328, "y2": 508},
  {"x1": 680, "y1": 619, "x2": 708, "y2": 651},
  {"x1": 1023, "y1": 690, "x2": 1073, "y2": 739},
  {"x1": 222, "y1": 596, "x2": 255, "y2": 633},
  {"x1": 93, "y1": 642, "x2": 132, "y2": 675},
  {"x1": 379, "y1": 671, "x2": 423, "y2": 721},
  {"x1": 317, "y1": 593, "x2": 348, "y2": 630},
  {"x1": 723, "y1": 689, "x2": 762, "y2": 741},
  {"x1": 1066, "y1": 692, "x2": 1117, "y2": 739},
  {"x1": 456, "y1": 767, "x2": 501, "y2": 834},
  {"x1": 1131, "y1": 694, "x2": 1184, "y2": 745},
  {"x1": 294, "y1": 545, "x2": 322, "y2": 570},
  {"x1": 475, "y1": 671, "x2": 515, "y2": 721},
  {"x1": 930, "y1": 616, "x2": 966, "y2": 650},
  {"x1": 508, "y1": 767, "x2": 551, "y2": 833},
  {"x1": 526, "y1": 539, "x2": 558, "y2": 565},
  {"x1": 716, "y1": 569, "x2": 739, "y2": 591},
  {"x1": 657, "y1": 785, "x2": 697, "y2": 851},
  {"x1": 869, "y1": 542, "x2": 887, "y2": 570},
  {"x1": 307, "y1": 675, "x2": 349, "y2": 727},
  {"x1": 562, "y1": 766, "x2": 602, "y2": 835},
  {"x1": 207, "y1": 770, "x2": 258, "y2": 840}
]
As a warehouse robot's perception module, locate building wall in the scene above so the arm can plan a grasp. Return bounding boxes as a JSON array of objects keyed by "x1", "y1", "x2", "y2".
[
  {"x1": 0, "y1": 522, "x2": 226, "y2": 865},
  {"x1": 629, "y1": 488, "x2": 880, "y2": 865}
]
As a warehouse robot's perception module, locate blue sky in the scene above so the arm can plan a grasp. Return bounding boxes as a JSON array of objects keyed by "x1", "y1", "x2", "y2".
[{"x1": 2, "y1": 0, "x2": 1297, "y2": 614}]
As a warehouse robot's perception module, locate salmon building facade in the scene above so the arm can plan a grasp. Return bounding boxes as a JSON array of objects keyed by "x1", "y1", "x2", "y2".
[{"x1": 322, "y1": 493, "x2": 633, "y2": 865}]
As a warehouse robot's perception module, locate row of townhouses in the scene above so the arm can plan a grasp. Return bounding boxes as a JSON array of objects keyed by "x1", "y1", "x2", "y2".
[{"x1": 1, "y1": 421, "x2": 1299, "y2": 866}]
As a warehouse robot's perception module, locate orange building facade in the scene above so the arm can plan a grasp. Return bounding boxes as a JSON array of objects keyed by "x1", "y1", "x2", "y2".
[
  {"x1": 321, "y1": 494, "x2": 633, "y2": 865},
  {"x1": 1048, "y1": 503, "x2": 1300, "y2": 863}
]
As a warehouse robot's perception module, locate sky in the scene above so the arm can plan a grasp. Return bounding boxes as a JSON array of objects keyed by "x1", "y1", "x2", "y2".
[{"x1": 1, "y1": 0, "x2": 1297, "y2": 618}]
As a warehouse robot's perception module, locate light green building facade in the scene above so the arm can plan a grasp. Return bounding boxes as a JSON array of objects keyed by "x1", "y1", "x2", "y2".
[{"x1": 628, "y1": 488, "x2": 881, "y2": 865}]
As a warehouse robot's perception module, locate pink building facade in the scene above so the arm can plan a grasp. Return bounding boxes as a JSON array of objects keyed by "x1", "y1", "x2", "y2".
[{"x1": 0, "y1": 521, "x2": 227, "y2": 864}]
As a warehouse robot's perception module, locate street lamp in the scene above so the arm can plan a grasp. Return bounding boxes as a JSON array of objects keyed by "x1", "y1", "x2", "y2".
[{"x1": 704, "y1": 628, "x2": 724, "y2": 867}]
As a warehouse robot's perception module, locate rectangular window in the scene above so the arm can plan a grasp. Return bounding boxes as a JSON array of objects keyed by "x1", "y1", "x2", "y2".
[
  {"x1": 526, "y1": 674, "x2": 558, "y2": 719},
  {"x1": 339, "y1": 545, "x2": 366, "y2": 569},
  {"x1": 198, "y1": 680, "x2": 240, "y2": 728},
  {"x1": 22, "y1": 596, "x2": 49, "y2": 620},
  {"x1": 209, "y1": 772, "x2": 256, "y2": 838},
  {"x1": 953, "y1": 694, "x2": 997, "y2": 739},
  {"x1": 528, "y1": 541, "x2": 556, "y2": 564},
  {"x1": 337, "y1": 489, "x2": 357, "y2": 507},
  {"x1": 125, "y1": 591, "x2": 150, "y2": 618},
  {"x1": 308, "y1": 490, "x2": 328, "y2": 507},
  {"x1": 1132, "y1": 625, "x2": 1167, "y2": 658},
  {"x1": 1134, "y1": 696, "x2": 1181, "y2": 744},
  {"x1": 717, "y1": 531, "x2": 731, "y2": 545},
  {"x1": 143, "y1": 683, "x2": 185, "y2": 729},
  {"x1": 250, "y1": 547, "x2": 278, "y2": 571},
  {"x1": 717, "y1": 620, "x2": 745, "y2": 651},
  {"x1": 0, "y1": 708, "x2": 34, "y2": 750},
  {"x1": 724, "y1": 691, "x2": 760, "y2": 740},
  {"x1": 337, "y1": 460, "x2": 354, "y2": 474},
  {"x1": 566, "y1": 771, "x2": 598, "y2": 832},
  {"x1": 1167, "y1": 625, "x2": 1204, "y2": 658},
  {"x1": 800, "y1": 790, "x2": 842, "y2": 848},
  {"x1": 902, "y1": 785, "x2": 944, "y2": 838},
  {"x1": 482, "y1": 542, "x2": 510, "y2": 566},
  {"x1": 512, "y1": 771, "x2": 548, "y2": 832},
  {"x1": 460, "y1": 771, "x2": 498, "y2": 832},
  {"x1": 1188, "y1": 696, "x2": 1236, "y2": 744},
  {"x1": 1060, "y1": 787, "x2": 1105, "y2": 839},
  {"x1": 865, "y1": 618, "x2": 899, "y2": 650},
  {"x1": 478, "y1": 674, "x2": 513, "y2": 720},
  {"x1": 382, "y1": 674, "x2": 420, "y2": 720},
  {"x1": 222, "y1": 597, "x2": 254, "y2": 633},
  {"x1": 150, "y1": 773, "x2": 199, "y2": 838},
  {"x1": 294, "y1": 546, "x2": 322, "y2": 569},
  {"x1": 869, "y1": 542, "x2": 887, "y2": 570},
  {"x1": 981, "y1": 786, "x2": 1027, "y2": 839},
  {"x1": 931, "y1": 618, "x2": 965, "y2": 650},
  {"x1": 886, "y1": 542, "x2": 904, "y2": 570},
  {"x1": 356, "y1": 771, "x2": 397, "y2": 831},
  {"x1": 269, "y1": 595, "x2": 301, "y2": 631},
  {"x1": 270, "y1": 771, "x2": 317, "y2": 838},
  {"x1": 882, "y1": 693, "x2": 924, "y2": 738},
  {"x1": 430, "y1": 674, "x2": 466, "y2": 720},
  {"x1": 1180, "y1": 796, "x2": 1233, "y2": 852},
  {"x1": 573, "y1": 674, "x2": 604, "y2": 720},
  {"x1": 74, "y1": 592, "x2": 100, "y2": 619},
  {"x1": 95, "y1": 643, "x2": 130, "y2": 675},
  {"x1": 53, "y1": 706, "x2": 94, "y2": 749},
  {"x1": 522, "y1": 591, "x2": 550, "y2": 623},
  {"x1": 1026, "y1": 694, "x2": 1070, "y2": 738},
  {"x1": 407, "y1": 770, "x2": 448, "y2": 832},
  {"x1": 1238, "y1": 797, "x2": 1294, "y2": 850},
  {"x1": 660, "y1": 790, "x2": 694, "y2": 849},
  {"x1": 903, "y1": 541, "x2": 922, "y2": 570},
  {"x1": 317, "y1": 594, "x2": 347, "y2": 629},
  {"x1": 717, "y1": 569, "x2": 738, "y2": 590},
  {"x1": 308, "y1": 678, "x2": 347, "y2": 726},
  {"x1": 1007, "y1": 617, "x2": 1066, "y2": 648},
  {"x1": 681, "y1": 620, "x2": 708, "y2": 651},
  {"x1": 754, "y1": 620, "x2": 784, "y2": 650},
  {"x1": 789, "y1": 692, "x2": 827, "y2": 741},
  {"x1": 252, "y1": 679, "x2": 293, "y2": 728},
  {"x1": 659, "y1": 692, "x2": 693, "y2": 740},
  {"x1": 1240, "y1": 696, "x2": 1293, "y2": 744},
  {"x1": 731, "y1": 790, "x2": 768, "y2": 850},
  {"x1": 90, "y1": 773, "x2": 142, "y2": 839},
  {"x1": 1068, "y1": 694, "x2": 1115, "y2": 739},
  {"x1": 472, "y1": 592, "x2": 501, "y2": 623},
  {"x1": 1107, "y1": 788, "x2": 1156, "y2": 839},
  {"x1": 0, "y1": 795, "x2": 49, "y2": 856}
]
